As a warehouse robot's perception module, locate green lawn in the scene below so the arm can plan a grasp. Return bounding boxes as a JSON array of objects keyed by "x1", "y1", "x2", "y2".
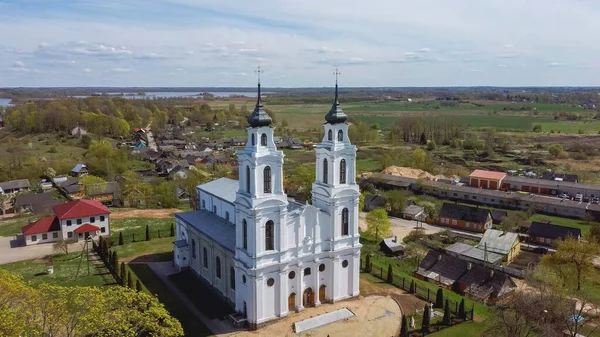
[
  {"x1": 528, "y1": 214, "x2": 592, "y2": 236},
  {"x1": 112, "y1": 237, "x2": 174, "y2": 261},
  {"x1": 0, "y1": 215, "x2": 39, "y2": 237},
  {"x1": 108, "y1": 217, "x2": 176, "y2": 261},
  {"x1": 0, "y1": 251, "x2": 114, "y2": 287},
  {"x1": 428, "y1": 321, "x2": 489, "y2": 336},
  {"x1": 357, "y1": 159, "x2": 382, "y2": 172},
  {"x1": 129, "y1": 263, "x2": 213, "y2": 337}
]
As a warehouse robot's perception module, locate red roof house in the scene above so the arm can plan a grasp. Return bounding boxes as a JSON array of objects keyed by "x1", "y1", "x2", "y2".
[
  {"x1": 73, "y1": 223, "x2": 100, "y2": 234},
  {"x1": 53, "y1": 199, "x2": 110, "y2": 220},
  {"x1": 21, "y1": 216, "x2": 60, "y2": 235},
  {"x1": 469, "y1": 170, "x2": 507, "y2": 190}
]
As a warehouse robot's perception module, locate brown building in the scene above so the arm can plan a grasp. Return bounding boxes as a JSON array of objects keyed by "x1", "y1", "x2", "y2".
[
  {"x1": 438, "y1": 203, "x2": 492, "y2": 233},
  {"x1": 469, "y1": 170, "x2": 507, "y2": 190}
]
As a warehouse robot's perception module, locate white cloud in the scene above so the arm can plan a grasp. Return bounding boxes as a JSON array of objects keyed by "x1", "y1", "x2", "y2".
[
  {"x1": 497, "y1": 64, "x2": 507, "y2": 67},
  {"x1": 549, "y1": 62, "x2": 564, "y2": 67},
  {"x1": 82, "y1": 68, "x2": 92, "y2": 73},
  {"x1": 12, "y1": 61, "x2": 25, "y2": 68},
  {"x1": 111, "y1": 67, "x2": 133, "y2": 72}
]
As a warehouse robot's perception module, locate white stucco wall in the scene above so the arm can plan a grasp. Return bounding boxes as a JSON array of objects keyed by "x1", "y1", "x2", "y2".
[
  {"x1": 24, "y1": 231, "x2": 61, "y2": 245},
  {"x1": 60, "y1": 213, "x2": 110, "y2": 240}
]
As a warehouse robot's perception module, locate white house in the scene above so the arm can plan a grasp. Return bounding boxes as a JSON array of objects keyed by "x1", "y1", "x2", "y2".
[
  {"x1": 21, "y1": 199, "x2": 110, "y2": 245},
  {"x1": 174, "y1": 80, "x2": 361, "y2": 329}
]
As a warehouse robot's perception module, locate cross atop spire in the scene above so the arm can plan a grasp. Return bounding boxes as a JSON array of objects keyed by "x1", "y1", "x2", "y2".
[
  {"x1": 333, "y1": 68, "x2": 341, "y2": 103},
  {"x1": 247, "y1": 65, "x2": 272, "y2": 127},
  {"x1": 325, "y1": 68, "x2": 347, "y2": 124},
  {"x1": 255, "y1": 65, "x2": 264, "y2": 85}
]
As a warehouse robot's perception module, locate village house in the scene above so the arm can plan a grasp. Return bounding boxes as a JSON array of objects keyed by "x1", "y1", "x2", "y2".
[
  {"x1": 277, "y1": 136, "x2": 303, "y2": 150},
  {"x1": 13, "y1": 193, "x2": 62, "y2": 215},
  {"x1": 402, "y1": 204, "x2": 425, "y2": 221},
  {"x1": 362, "y1": 194, "x2": 387, "y2": 211},
  {"x1": 438, "y1": 203, "x2": 492, "y2": 233},
  {"x1": 20, "y1": 199, "x2": 110, "y2": 246},
  {"x1": 528, "y1": 221, "x2": 581, "y2": 246},
  {"x1": 0, "y1": 179, "x2": 31, "y2": 194},
  {"x1": 70, "y1": 164, "x2": 90, "y2": 177},
  {"x1": 379, "y1": 237, "x2": 405, "y2": 256},
  {"x1": 446, "y1": 242, "x2": 504, "y2": 265},
  {"x1": 476, "y1": 229, "x2": 520, "y2": 263},
  {"x1": 490, "y1": 210, "x2": 507, "y2": 225}
]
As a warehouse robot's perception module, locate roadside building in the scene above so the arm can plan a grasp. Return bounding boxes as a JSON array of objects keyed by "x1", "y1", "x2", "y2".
[
  {"x1": 13, "y1": 193, "x2": 62, "y2": 215},
  {"x1": 415, "y1": 250, "x2": 469, "y2": 289},
  {"x1": 402, "y1": 204, "x2": 425, "y2": 221},
  {"x1": 490, "y1": 210, "x2": 507, "y2": 225},
  {"x1": 446, "y1": 242, "x2": 504, "y2": 265},
  {"x1": 469, "y1": 170, "x2": 507, "y2": 190},
  {"x1": 363, "y1": 194, "x2": 387, "y2": 211},
  {"x1": 21, "y1": 199, "x2": 110, "y2": 245},
  {"x1": 528, "y1": 221, "x2": 581, "y2": 246},
  {"x1": 438, "y1": 203, "x2": 493, "y2": 233},
  {"x1": 70, "y1": 164, "x2": 90, "y2": 177},
  {"x1": 0, "y1": 179, "x2": 31, "y2": 194},
  {"x1": 379, "y1": 237, "x2": 405, "y2": 256},
  {"x1": 476, "y1": 229, "x2": 520, "y2": 263}
]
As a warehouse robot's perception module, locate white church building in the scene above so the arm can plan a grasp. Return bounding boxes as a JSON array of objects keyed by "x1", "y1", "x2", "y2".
[{"x1": 173, "y1": 78, "x2": 361, "y2": 329}]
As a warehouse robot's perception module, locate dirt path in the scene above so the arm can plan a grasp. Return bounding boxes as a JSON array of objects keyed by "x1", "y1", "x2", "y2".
[{"x1": 110, "y1": 209, "x2": 182, "y2": 219}]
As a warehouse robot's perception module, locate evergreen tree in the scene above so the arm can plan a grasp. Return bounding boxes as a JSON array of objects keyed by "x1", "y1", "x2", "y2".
[
  {"x1": 435, "y1": 288, "x2": 444, "y2": 308},
  {"x1": 102, "y1": 240, "x2": 109, "y2": 261},
  {"x1": 387, "y1": 265, "x2": 393, "y2": 284},
  {"x1": 108, "y1": 249, "x2": 113, "y2": 266},
  {"x1": 170, "y1": 223, "x2": 175, "y2": 237},
  {"x1": 118, "y1": 232, "x2": 124, "y2": 246},
  {"x1": 420, "y1": 132, "x2": 427, "y2": 145},
  {"x1": 112, "y1": 251, "x2": 119, "y2": 273},
  {"x1": 98, "y1": 236, "x2": 105, "y2": 256},
  {"x1": 443, "y1": 299, "x2": 452, "y2": 326},
  {"x1": 365, "y1": 254, "x2": 371, "y2": 273},
  {"x1": 127, "y1": 271, "x2": 134, "y2": 288},
  {"x1": 145, "y1": 225, "x2": 151, "y2": 241},
  {"x1": 120, "y1": 262, "x2": 127, "y2": 286},
  {"x1": 136, "y1": 279, "x2": 143, "y2": 292},
  {"x1": 458, "y1": 299, "x2": 466, "y2": 320},
  {"x1": 421, "y1": 305, "x2": 430, "y2": 334},
  {"x1": 400, "y1": 315, "x2": 409, "y2": 337},
  {"x1": 409, "y1": 280, "x2": 415, "y2": 293}
]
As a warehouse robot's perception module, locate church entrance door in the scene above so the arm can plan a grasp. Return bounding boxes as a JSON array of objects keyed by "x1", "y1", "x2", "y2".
[
  {"x1": 319, "y1": 285, "x2": 326, "y2": 302},
  {"x1": 303, "y1": 288, "x2": 314, "y2": 307},
  {"x1": 288, "y1": 293, "x2": 296, "y2": 312}
]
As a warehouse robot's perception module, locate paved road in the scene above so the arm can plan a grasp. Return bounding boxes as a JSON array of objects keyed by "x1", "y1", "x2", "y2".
[{"x1": 0, "y1": 236, "x2": 80, "y2": 265}]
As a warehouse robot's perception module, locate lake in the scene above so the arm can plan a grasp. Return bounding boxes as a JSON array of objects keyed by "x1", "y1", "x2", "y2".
[{"x1": 0, "y1": 98, "x2": 11, "y2": 107}]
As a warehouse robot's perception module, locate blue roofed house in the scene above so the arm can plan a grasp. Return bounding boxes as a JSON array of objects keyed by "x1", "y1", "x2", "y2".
[{"x1": 70, "y1": 164, "x2": 90, "y2": 177}]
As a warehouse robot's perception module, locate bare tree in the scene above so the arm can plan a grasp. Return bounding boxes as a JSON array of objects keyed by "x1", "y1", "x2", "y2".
[{"x1": 52, "y1": 238, "x2": 77, "y2": 255}]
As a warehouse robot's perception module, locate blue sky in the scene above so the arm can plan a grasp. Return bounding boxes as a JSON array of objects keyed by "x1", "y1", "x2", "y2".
[{"x1": 1, "y1": 0, "x2": 599, "y2": 87}]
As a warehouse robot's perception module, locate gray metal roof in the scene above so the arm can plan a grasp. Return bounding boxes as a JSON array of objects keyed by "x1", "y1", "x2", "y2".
[
  {"x1": 446, "y1": 242, "x2": 504, "y2": 264},
  {"x1": 173, "y1": 239, "x2": 188, "y2": 248},
  {"x1": 198, "y1": 178, "x2": 239, "y2": 204},
  {"x1": 176, "y1": 210, "x2": 236, "y2": 252},
  {"x1": 325, "y1": 84, "x2": 348, "y2": 124},
  {"x1": 477, "y1": 229, "x2": 519, "y2": 255},
  {"x1": 247, "y1": 83, "x2": 272, "y2": 127},
  {"x1": 0, "y1": 179, "x2": 30, "y2": 191},
  {"x1": 287, "y1": 200, "x2": 305, "y2": 212},
  {"x1": 403, "y1": 204, "x2": 424, "y2": 216}
]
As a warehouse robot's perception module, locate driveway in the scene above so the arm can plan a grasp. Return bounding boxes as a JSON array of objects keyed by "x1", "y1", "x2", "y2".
[{"x1": 0, "y1": 236, "x2": 80, "y2": 265}]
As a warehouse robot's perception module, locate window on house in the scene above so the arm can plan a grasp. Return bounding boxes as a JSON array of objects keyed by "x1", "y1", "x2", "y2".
[
  {"x1": 67, "y1": 220, "x2": 72, "y2": 226},
  {"x1": 452, "y1": 220, "x2": 457, "y2": 225},
  {"x1": 77, "y1": 219, "x2": 82, "y2": 225},
  {"x1": 338, "y1": 130, "x2": 343, "y2": 141},
  {"x1": 53, "y1": 232, "x2": 58, "y2": 239},
  {"x1": 67, "y1": 232, "x2": 73, "y2": 238},
  {"x1": 246, "y1": 166, "x2": 251, "y2": 193},
  {"x1": 243, "y1": 219, "x2": 248, "y2": 250},
  {"x1": 100, "y1": 216, "x2": 105, "y2": 222},
  {"x1": 261, "y1": 133, "x2": 267, "y2": 146},
  {"x1": 90, "y1": 217, "x2": 95, "y2": 223},
  {"x1": 216, "y1": 257, "x2": 221, "y2": 279},
  {"x1": 466, "y1": 223, "x2": 470, "y2": 228},
  {"x1": 323, "y1": 159, "x2": 328, "y2": 184},
  {"x1": 225, "y1": 212, "x2": 230, "y2": 221},
  {"x1": 213, "y1": 205, "x2": 217, "y2": 214},
  {"x1": 203, "y1": 248, "x2": 208, "y2": 268},
  {"x1": 31, "y1": 235, "x2": 37, "y2": 241},
  {"x1": 472, "y1": 196, "x2": 477, "y2": 199},
  {"x1": 101, "y1": 227, "x2": 106, "y2": 233},
  {"x1": 230, "y1": 267, "x2": 235, "y2": 290},
  {"x1": 42, "y1": 233, "x2": 47, "y2": 240},
  {"x1": 251, "y1": 133, "x2": 256, "y2": 146},
  {"x1": 341, "y1": 208, "x2": 349, "y2": 236},
  {"x1": 264, "y1": 166, "x2": 272, "y2": 193},
  {"x1": 340, "y1": 159, "x2": 346, "y2": 184},
  {"x1": 453, "y1": 193, "x2": 458, "y2": 197},
  {"x1": 304, "y1": 267, "x2": 311, "y2": 276},
  {"x1": 328, "y1": 129, "x2": 332, "y2": 140},
  {"x1": 265, "y1": 220, "x2": 274, "y2": 251},
  {"x1": 192, "y1": 240, "x2": 196, "y2": 259},
  {"x1": 202, "y1": 200, "x2": 206, "y2": 209}
]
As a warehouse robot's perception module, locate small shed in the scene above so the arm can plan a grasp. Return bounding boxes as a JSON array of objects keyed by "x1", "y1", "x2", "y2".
[
  {"x1": 70, "y1": 164, "x2": 89, "y2": 177},
  {"x1": 403, "y1": 205, "x2": 425, "y2": 221},
  {"x1": 490, "y1": 210, "x2": 507, "y2": 225},
  {"x1": 380, "y1": 237, "x2": 405, "y2": 256},
  {"x1": 363, "y1": 194, "x2": 387, "y2": 211}
]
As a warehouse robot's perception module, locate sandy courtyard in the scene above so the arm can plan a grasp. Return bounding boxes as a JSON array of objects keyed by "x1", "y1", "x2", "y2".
[
  {"x1": 359, "y1": 215, "x2": 442, "y2": 243},
  {"x1": 227, "y1": 295, "x2": 401, "y2": 337},
  {"x1": 110, "y1": 208, "x2": 182, "y2": 219}
]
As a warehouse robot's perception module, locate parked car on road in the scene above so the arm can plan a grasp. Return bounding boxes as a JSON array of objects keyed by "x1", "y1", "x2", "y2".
[
  {"x1": 575, "y1": 193, "x2": 583, "y2": 202},
  {"x1": 592, "y1": 197, "x2": 599, "y2": 204}
]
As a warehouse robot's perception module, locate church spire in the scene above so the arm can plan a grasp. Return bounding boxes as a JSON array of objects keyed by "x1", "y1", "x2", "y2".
[
  {"x1": 325, "y1": 68, "x2": 348, "y2": 124},
  {"x1": 247, "y1": 65, "x2": 272, "y2": 127}
]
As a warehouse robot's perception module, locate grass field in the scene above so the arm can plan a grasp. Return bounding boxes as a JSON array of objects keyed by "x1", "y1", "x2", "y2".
[
  {"x1": 0, "y1": 251, "x2": 114, "y2": 287},
  {"x1": 129, "y1": 263, "x2": 213, "y2": 337},
  {"x1": 528, "y1": 214, "x2": 593, "y2": 236},
  {"x1": 0, "y1": 215, "x2": 39, "y2": 237},
  {"x1": 108, "y1": 217, "x2": 176, "y2": 260}
]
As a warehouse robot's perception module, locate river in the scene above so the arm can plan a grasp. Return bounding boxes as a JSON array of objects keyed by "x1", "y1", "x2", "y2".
[{"x1": 0, "y1": 98, "x2": 11, "y2": 107}]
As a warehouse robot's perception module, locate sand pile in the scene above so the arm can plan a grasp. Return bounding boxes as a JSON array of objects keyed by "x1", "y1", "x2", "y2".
[{"x1": 381, "y1": 166, "x2": 437, "y2": 180}]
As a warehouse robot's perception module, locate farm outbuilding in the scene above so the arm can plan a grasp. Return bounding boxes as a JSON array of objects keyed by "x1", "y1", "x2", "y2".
[{"x1": 469, "y1": 170, "x2": 506, "y2": 190}]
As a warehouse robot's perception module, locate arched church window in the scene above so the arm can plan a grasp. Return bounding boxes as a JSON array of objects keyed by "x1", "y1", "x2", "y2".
[
  {"x1": 246, "y1": 166, "x2": 251, "y2": 193},
  {"x1": 261, "y1": 133, "x2": 267, "y2": 146},
  {"x1": 328, "y1": 129, "x2": 332, "y2": 141},
  {"x1": 319, "y1": 263, "x2": 325, "y2": 272},
  {"x1": 192, "y1": 239, "x2": 196, "y2": 259},
  {"x1": 323, "y1": 159, "x2": 328, "y2": 184},
  {"x1": 230, "y1": 266, "x2": 235, "y2": 290},
  {"x1": 202, "y1": 200, "x2": 205, "y2": 209},
  {"x1": 342, "y1": 208, "x2": 349, "y2": 236},
  {"x1": 203, "y1": 247, "x2": 208, "y2": 268},
  {"x1": 213, "y1": 205, "x2": 217, "y2": 214},
  {"x1": 216, "y1": 257, "x2": 221, "y2": 279},
  {"x1": 243, "y1": 219, "x2": 248, "y2": 249},
  {"x1": 304, "y1": 267, "x2": 311, "y2": 276},
  {"x1": 340, "y1": 159, "x2": 346, "y2": 184},
  {"x1": 264, "y1": 166, "x2": 272, "y2": 193},
  {"x1": 338, "y1": 129, "x2": 343, "y2": 141},
  {"x1": 251, "y1": 133, "x2": 256, "y2": 146},
  {"x1": 225, "y1": 211, "x2": 230, "y2": 221},
  {"x1": 265, "y1": 220, "x2": 274, "y2": 251}
]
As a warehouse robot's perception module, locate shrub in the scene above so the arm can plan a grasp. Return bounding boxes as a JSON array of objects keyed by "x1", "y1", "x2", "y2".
[
  {"x1": 422, "y1": 305, "x2": 430, "y2": 333},
  {"x1": 443, "y1": 299, "x2": 452, "y2": 326},
  {"x1": 48, "y1": 146, "x2": 58, "y2": 153},
  {"x1": 435, "y1": 288, "x2": 444, "y2": 308},
  {"x1": 409, "y1": 280, "x2": 415, "y2": 293},
  {"x1": 170, "y1": 223, "x2": 175, "y2": 237},
  {"x1": 387, "y1": 265, "x2": 393, "y2": 284},
  {"x1": 145, "y1": 225, "x2": 151, "y2": 241},
  {"x1": 119, "y1": 232, "x2": 124, "y2": 245},
  {"x1": 459, "y1": 298, "x2": 466, "y2": 319}
]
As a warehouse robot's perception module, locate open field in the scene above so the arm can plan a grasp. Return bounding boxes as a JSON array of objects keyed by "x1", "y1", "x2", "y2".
[
  {"x1": 0, "y1": 251, "x2": 114, "y2": 287},
  {"x1": 0, "y1": 215, "x2": 38, "y2": 237}
]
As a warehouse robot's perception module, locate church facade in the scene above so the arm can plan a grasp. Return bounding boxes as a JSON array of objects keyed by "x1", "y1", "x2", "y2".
[{"x1": 173, "y1": 79, "x2": 361, "y2": 329}]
